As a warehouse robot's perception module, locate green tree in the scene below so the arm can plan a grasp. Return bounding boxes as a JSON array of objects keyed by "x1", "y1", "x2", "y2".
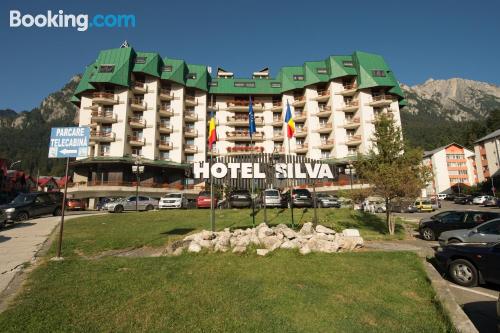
[{"x1": 355, "y1": 114, "x2": 432, "y2": 234}]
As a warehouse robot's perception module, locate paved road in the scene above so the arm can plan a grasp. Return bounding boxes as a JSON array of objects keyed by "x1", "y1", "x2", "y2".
[{"x1": 0, "y1": 211, "x2": 99, "y2": 296}]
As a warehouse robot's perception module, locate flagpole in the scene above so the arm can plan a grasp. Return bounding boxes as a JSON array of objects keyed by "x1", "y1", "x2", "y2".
[
  {"x1": 288, "y1": 136, "x2": 294, "y2": 229},
  {"x1": 209, "y1": 95, "x2": 216, "y2": 232},
  {"x1": 249, "y1": 97, "x2": 256, "y2": 228},
  {"x1": 285, "y1": 100, "x2": 295, "y2": 229}
]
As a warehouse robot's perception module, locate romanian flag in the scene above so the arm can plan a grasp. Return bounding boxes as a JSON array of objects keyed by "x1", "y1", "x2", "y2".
[
  {"x1": 208, "y1": 111, "x2": 217, "y2": 149},
  {"x1": 285, "y1": 100, "x2": 295, "y2": 138}
]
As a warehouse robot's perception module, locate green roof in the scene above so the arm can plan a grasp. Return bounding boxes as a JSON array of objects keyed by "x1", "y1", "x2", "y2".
[
  {"x1": 133, "y1": 52, "x2": 161, "y2": 77},
  {"x1": 73, "y1": 62, "x2": 97, "y2": 96},
  {"x1": 328, "y1": 56, "x2": 357, "y2": 79},
  {"x1": 160, "y1": 58, "x2": 187, "y2": 85},
  {"x1": 209, "y1": 78, "x2": 282, "y2": 95},
  {"x1": 304, "y1": 60, "x2": 330, "y2": 86},
  {"x1": 354, "y1": 51, "x2": 401, "y2": 92},
  {"x1": 186, "y1": 64, "x2": 209, "y2": 91},
  {"x1": 90, "y1": 47, "x2": 135, "y2": 87},
  {"x1": 276, "y1": 66, "x2": 306, "y2": 92}
]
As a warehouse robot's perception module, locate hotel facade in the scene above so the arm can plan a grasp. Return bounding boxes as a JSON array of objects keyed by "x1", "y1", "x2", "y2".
[
  {"x1": 70, "y1": 45, "x2": 406, "y2": 199},
  {"x1": 473, "y1": 129, "x2": 500, "y2": 183}
]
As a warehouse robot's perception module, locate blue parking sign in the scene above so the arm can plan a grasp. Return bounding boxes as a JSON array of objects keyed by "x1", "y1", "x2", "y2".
[{"x1": 48, "y1": 127, "x2": 90, "y2": 158}]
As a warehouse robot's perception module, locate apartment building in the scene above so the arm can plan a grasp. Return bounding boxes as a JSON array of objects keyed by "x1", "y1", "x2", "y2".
[
  {"x1": 474, "y1": 129, "x2": 500, "y2": 183},
  {"x1": 423, "y1": 143, "x2": 477, "y2": 195},
  {"x1": 70, "y1": 45, "x2": 405, "y2": 197}
]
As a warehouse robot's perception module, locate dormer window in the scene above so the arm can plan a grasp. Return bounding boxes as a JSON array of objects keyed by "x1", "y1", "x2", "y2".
[
  {"x1": 372, "y1": 70, "x2": 386, "y2": 77},
  {"x1": 161, "y1": 65, "x2": 173, "y2": 72},
  {"x1": 98, "y1": 65, "x2": 115, "y2": 73},
  {"x1": 342, "y1": 61, "x2": 354, "y2": 67},
  {"x1": 293, "y1": 75, "x2": 304, "y2": 81},
  {"x1": 186, "y1": 73, "x2": 197, "y2": 80},
  {"x1": 135, "y1": 57, "x2": 147, "y2": 64},
  {"x1": 316, "y1": 68, "x2": 328, "y2": 74}
]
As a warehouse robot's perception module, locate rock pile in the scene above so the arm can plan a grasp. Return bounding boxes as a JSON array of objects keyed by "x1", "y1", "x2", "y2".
[{"x1": 166, "y1": 222, "x2": 363, "y2": 256}]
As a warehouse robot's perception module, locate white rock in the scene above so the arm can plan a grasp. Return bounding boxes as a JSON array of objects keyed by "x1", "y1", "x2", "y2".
[
  {"x1": 257, "y1": 226, "x2": 274, "y2": 239},
  {"x1": 342, "y1": 229, "x2": 360, "y2": 237},
  {"x1": 299, "y1": 222, "x2": 314, "y2": 235},
  {"x1": 280, "y1": 240, "x2": 298, "y2": 249},
  {"x1": 338, "y1": 236, "x2": 364, "y2": 251},
  {"x1": 187, "y1": 242, "x2": 202, "y2": 253},
  {"x1": 261, "y1": 235, "x2": 282, "y2": 251},
  {"x1": 232, "y1": 245, "x2": 247, "y2": 253},
  {"x1": 315, "y1": 225, "x2": 336, "y2": 234},
  {"x1": 299, "y1": 245, "x2": 311, "y2": 255},
  {"x1": 214, "y1": 243, "x2": 229, "y2": 253},
  {"x1": 256, "y1": 249, "x2": 269, "y2": 256},
  {"x1": 282, "y1": 228, "x2": 296, "y2": 239},
  {"x1": 198, "y1": 239, "x2": 213, "y2": 249}
]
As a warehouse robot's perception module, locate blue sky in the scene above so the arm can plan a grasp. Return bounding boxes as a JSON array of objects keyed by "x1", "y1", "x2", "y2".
[{"x1": 1, "y1": 0, "x2": 499, "y2": 111}]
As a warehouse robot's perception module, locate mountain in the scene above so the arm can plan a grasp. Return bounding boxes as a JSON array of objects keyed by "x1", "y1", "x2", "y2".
[{"x1": 0, "y1": 76, "x2": 499, "y2": 175}]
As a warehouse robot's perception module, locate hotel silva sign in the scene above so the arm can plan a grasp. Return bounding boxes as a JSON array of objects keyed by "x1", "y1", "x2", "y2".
[{"x1": 193, "y1": 162, "x2": 335, "y2": 180}]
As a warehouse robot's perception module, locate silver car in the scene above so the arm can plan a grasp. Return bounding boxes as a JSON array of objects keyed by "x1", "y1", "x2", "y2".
[
  {"x1": 106, "y1": 196, "x2": 159, "y2": 213},
  {"x1": 262, "y1": 189, "x2": 282, "y2": 208},
  {"x1": 438, "y1": 218, "x2": 500, "y2": 245}
]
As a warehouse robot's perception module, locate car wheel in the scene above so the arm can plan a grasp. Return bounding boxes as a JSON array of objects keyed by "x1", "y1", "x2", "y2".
[
  {"x1": 447, "y1": 238, "x2": 461, "y2": 244},
  {"x1": 16, "y1": 212, "x2": 29, "y2": 222},
  {"x1": 145, "y1": 204, "x2": 154, "y2": 211},
  {"x1": 448, "y1": 259, "x2": 478, "y2": 287},
  {"x1": 0, "y1": 220, "x2": 6, "y2": 228},
  {"x1": 421, "y1": 228, "x2": 435, "y2": 241},
  {"x1": 114, "y1": 205, "x2": 124, "y2": 213},
  {"x1": 376, "y1": 208, "x2": 384, "y2": 213},
  {"x1": 53, "y1": 207, "x2": 62, "y2": 216}
]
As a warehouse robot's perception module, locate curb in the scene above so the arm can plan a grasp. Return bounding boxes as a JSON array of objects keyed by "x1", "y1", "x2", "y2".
[{"x1": 423, "y1": 260, "x2": 479, "y2": 333}]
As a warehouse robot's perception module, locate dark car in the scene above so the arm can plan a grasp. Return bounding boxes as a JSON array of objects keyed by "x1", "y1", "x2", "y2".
[
  {"x1": 315, "y1": 193, "x2": 341, "y2": 208},
  {"x1": 282, "y1": 189, "x2": 313, "y2": 208},
  {"x1": 444, "y1": 194, "x2": 455, "y2": 201},
  {"x1": 228, "y1": 190, "x2": 252, "y2": 208},
  {"x1": 435, "y1": 242, "x2": 500, "y2": 287},
  {"x1": 390, "y1": 200, "x2": 418, "y2": 213},
  {"x1": 0, "y1": 192, "x2": 63, "y2": 222},
  {"x1": 454, "y1": 195, "x2": 473, "y2": 205},
  {"x1": 419, "y1": 210, "x2": 500, "y2": 241},
  {"x1": 0, "y1": 209, "x2": 6, "y2": 228},
  {"x1": 196, "y1": 191, "x2": 218, "y2": 209}
]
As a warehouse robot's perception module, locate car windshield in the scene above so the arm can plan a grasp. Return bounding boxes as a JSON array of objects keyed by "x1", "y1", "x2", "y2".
[
  {"x1": 294, "y1": 190, "x2": 310, "y2": 195},
  {"x1": 431, "y1": 211, "x2": 452, "y2": 219},
  {"x1": 422, "y1": 200, "x2": 432, "y2": 205},
  {"x1": 165, "y1": 194, "x2": 182, "y2": 198},
  {"x1": 265, "y1": 191, "x2": 279, "y2": 197},
  {"x1": 198, "y1": 191, "x2": 210, "y2": 197},
  {"x1": 11, "y1": 194, "x2": 35, "y2": 204}
]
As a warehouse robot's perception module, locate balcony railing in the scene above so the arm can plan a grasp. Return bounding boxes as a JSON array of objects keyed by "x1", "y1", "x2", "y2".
[
  {"x1": 184, "y1": 144, "x2": 198, "y2": 153},
  {"x1": 128, "y1": 117, "x2": 147, "y2": 128},
  {"x1": 226, "y1": 100, "x2": 264, "y2": 111},
  {"x1": 295, "y1": 143, "x2": 309, "y2": 151},
  {"x1": 346, "y1": 135, "x2": 362, "y2": 145},
  {"x1": 226, "y1": 131, "x2": 264, "y2": 139},
  {"x1": 91, "y1": 111, "x2": 117, "y2": 123},
  {"x1": 184, "y1": 111, "x2": 198, "y2": 121},
  {"x1": 343, "y1": 83, "x2": 357, "y2": 90},
  {"x1": 318, "y1": 139, "x2": 335, "y2": 149},
  {"x1": 184, "y1": 128, "x2": 198, "y2": 137},
  {"x1": 130, "y1": 98, "x2": 147, "y2": 110},
  {"x1": 159, "y1": 88, "x2": 173, "y2": 100},
  {"x1": 271, "y1": 101, "x2": 282, "y2": 110},
  {"x1": 294, "y1": 112, "x2": 307, "y2": 121},
  {"x1": 158, "y1": 123, "x2": 173, "y2": 133},
  {"x1": 92, "y1": 92, "x2": 118, "y2": 104},
  {"x1": 185, "y1": 95, "x2": 197, "y2": 106},
  {"x1": 344, "y1": 118, "x2": 360, "y2": 127},
  {"x1": 317, "y1": 90, "x2": 330, "y2": 97},
  {"x1": 158, "y1": 106, "x2": 174, "y2": 116},
  {"x1": 227, "y1": 146, "x2": 264, "y2": 154},
  {"x1": 90, "y1": 131, "x2": 115, "y2": 141},
  {"x1": 132, "y1": 81, "x2": 147, "y2": 92},
  {"x1": 128, "y1": 135, "x2": 145, "y2": 145},
  {"x1": 157, "y1": 140, "x2": 173, "y2": 150},
  {"x1": 226, "y1": 116, "x2": 263, "y2": 125},
  {"x1": 372, "y1": 94, "x2": 394, "y2": 102}
]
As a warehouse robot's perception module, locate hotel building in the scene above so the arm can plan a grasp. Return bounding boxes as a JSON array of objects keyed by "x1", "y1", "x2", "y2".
[
  {"x1": 473, "y1": 129, "x2": 500, "y2": 183},
  {"x1": 70, "y1": 45, "x2": 406, "y2": 199}
]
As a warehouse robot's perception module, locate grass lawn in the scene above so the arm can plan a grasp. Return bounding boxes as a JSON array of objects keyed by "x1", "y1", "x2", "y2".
[
  {"x1": 0, "y1": 251, "x2": 452, "y2": 333},
  {"x1": 50, "y1": 208, "x2": 405, "y2": 257}
]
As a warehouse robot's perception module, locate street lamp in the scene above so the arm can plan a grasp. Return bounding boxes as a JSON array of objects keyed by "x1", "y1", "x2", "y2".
[{"x1": 132, "y1": 155, "x2": 144, "y2": 212}]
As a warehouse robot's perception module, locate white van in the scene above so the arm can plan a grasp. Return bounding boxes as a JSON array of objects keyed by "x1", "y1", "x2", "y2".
[
  {"x1": 262, "y1": 189, "x2": 282, "y2": 207},
  {"x1": 159, "y1": 193, "x2": 187, "y2": 209}
]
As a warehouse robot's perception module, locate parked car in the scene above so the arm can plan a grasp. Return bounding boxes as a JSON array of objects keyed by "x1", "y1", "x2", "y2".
[
  {"x1": 228, "y1": 190, "x2": 253, "y2": 208},
  {"x1": 196, "y1": 191, "x2": 218, "y2": 209},
  {"x1": 430, "y1": 197, "x2": 441, "y2": 210},
  {"x1": 66, "y1": 198, "x2": 86, "y2": 211},
  {"x1": 97, "y1": 197, "x2": 120, "y2": 211},
  {"x1": 105, "y1": 196, "x2": 158, "y2": 213},
  {"x1": 414, "y1": 199, "x2": 434, "y2": 212},
  {"x1": 472, "y1": 195, "x2": 491, "y2": 205},
  {"x1": 0, "y1": 192, "x2": 62, "y2": 222},
  {"x1": 497, "y1": 294, "x2": 500, "y2": 333},
  {"x1": 282, "y1": 189, "x2": 313, "y2": 208},
  {"x1": 261, "y1": 189, "x2": 282, "y2": 208},
  {"x1": 454, "y1": 195, "x2": 473, "y2": 205},
  {"x1": 159, "y1": 193, "x2": 187, "y2": 209},
  {"x1": 437, "y1": 194, "x2": 447, "y2": 200},
  {"x1": 444, "y1": 194, "x2": 455, "y2": 201},
  {"x1": 439, "y1": 218, "x2": 500, "y2": 246},
  {"x1": 483, "y1": 197, "x2": 498, "y2": 207},
  {"x1": 315, "y1": 193, "x2": 341, "y2": 208},
  {"x1": 419, "y1": 210, "x2": 500, "y2": 241},
  {"x1": 435, "y1": 241, "x2": 500, "y2": 287},
  {"x1": 391, "y1": 200, "x2": 418, "y2": 213},
  {"x1": 0, "y1": 209, "x2": 6, "y2": 228}
]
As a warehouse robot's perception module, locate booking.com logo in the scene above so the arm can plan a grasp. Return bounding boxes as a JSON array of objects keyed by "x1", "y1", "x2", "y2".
[{"x1": 9, "y1": 10, "x2": 136, "y2": 32}]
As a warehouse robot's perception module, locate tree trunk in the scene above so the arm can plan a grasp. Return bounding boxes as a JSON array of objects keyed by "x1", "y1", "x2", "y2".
[{"x1": 385, "y1": 198, "x2": 393, "y2": 235}]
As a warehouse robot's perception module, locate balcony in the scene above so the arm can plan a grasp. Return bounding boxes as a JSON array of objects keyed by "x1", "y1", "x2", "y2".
[
  {"x1": 343, "y1": 118, "x2": 361, "y2": 129},
  {"x1": 128, "y1": 117, "x2": 147, "y2": 129},
  {"x1": 368, "y1": 94, "x2": 394, "y2": 107},
  {"x1": 128, "y1": 135, "x2": 146, "y2": 146},
  {"x1": 313, "y1": 90, "x2": 331, "y2": 102},
  {"x1": 295, "y1": 143, "x2": 308, "y2": 153},
  {"x1": 132, "y1": 81, "x2": 147, "y2": 94},
  {"x1": 184, "y1": 144, "x2": 198, "y2": 154},
  {"x1": 315, "y1": 105, "x2": 332, "y2": 117},
  {"x1": 338, "y1": 84, "x2": 358, "y2": 96},
  {"x1": 317, "y1": 139, "x2": 335, "y2": 150},
  {"x1": 159, "y1": 88, "x2": 174, "y2": 101},
  {"x1": 271, "y1": 132, "x2": 284, "y2": 141},
  {"x1": 158, "y1": 106, "x2": 174, "y2": 117},
  {"x1": 92, "y1": 92, "x2": 118, "y2": 105},
  {"x1": 184, "y1": 127, "x2": 198, "y2": 138},
  {"x1": 158, "y1": 123, "x2": 173, "y2": 134},
  {"x1": 227, "y1": 146, "x2": 264, "y2": 155},
  {"x1": 316, "y1": 123, "x2": 333, "y2": 134},
  {"x1": 91, "y1": 111, "x2": 117, "y2": 124},
  {"x1": 226, "y1": 116, "x2": 263, "y2": 126},
  {"x1": 271, "y1": 116, "x2": 283, "y2": 127},
  {"x1": 207, "y1": 104, "x2": 219, "y2": 112},
  {"x1": 157, "y1": 140, "x2": 173, "y2": 150},
  {"x1": 185, "y1": 95, "x2": 198, "y2": 107},
  {"x1": 90, "y1": 131, "x2": 115, "y2": 143},
  {"x1": 184, "y1": 111, "x2": 198, "y2": 122},
  {"x1": 270, "y1": 101, "x2": 282, "y2": 111},
  {"x1": 225, "y1": 131, "x2": 264, "y2": 141},
  {"x1": 130, "y1": 98, "x2": 147, "y2": 111},
  {"x1": 207, "y1": 148, "x2": 221, "y2": 157},
  {"x1": 295, "y1": 127, "x2": 308, "y2": 138},
  {"x1": 294, "y1": 112, "x2": 307, "y2": 122},
  {"x1": 338, "y1": 100, "x2": 359, "y2": 112},
  {"x1": 346, "y1": 135, "x2": 362, "y2": 146},
  {"x1": 226, "y1": 100, "x2": 264, "y2": 112},
  {"x1": 292, "y1": 95, "x2": 306, "y2": 107}
]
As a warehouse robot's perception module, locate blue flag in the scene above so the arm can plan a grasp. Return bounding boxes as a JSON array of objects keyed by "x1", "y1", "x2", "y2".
[{"x1": 248, "y1": 96, "x2": 256, "y2": 138}]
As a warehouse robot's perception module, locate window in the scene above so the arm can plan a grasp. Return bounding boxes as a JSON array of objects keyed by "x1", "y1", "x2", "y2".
[
  {"x1": 342, "y1": 60, "x2": 354, "y2": 67},
  {"x1": 321, "y1": 151, "x2": 330, "y2": 158},
  {"x1": 209, "y1": 81, "x2": 218, "y2": 87},
  {"x1": 186, "y1": 139, "x2": 194, "y2": 145},
  {"x1": 135, "y1": 57, "x2": 147, "y2": 64},
  {"x1": 440, "y1": 212, "x2": 464, "y2": 223},
  {"x1": 160, "y1": 151, "x2": 170, "y2": 159},
  {"x1": 316, "y1": 68, "x2": 328, "y2": 74},
  {"x1": 477, "y1": 220, "x2": 500, "y2": 235},
  {"x1": 100, "y1": 144, "x2": 110, "y2": 155},
  {"x1": 160, "y1": 135, "x2": 170, "y2": 142},
  {"x1": 465, "y1": 213, "x2": 487, "y2": 224},
  {"x1": 98, "y1": 65, "x2": 115, "y2": 73},
  {"x1": 186, "y1": 155, "x2": 195, "y2": 162},
  {"x1": 132, "y1": 148, "x2": 142, "y2": 156},
  {"x1": 293, "y1": 75, "x2": 304, "y2": 81},
  {"x1": 446, "y1": 154, "x2": 465, "y2": 160},
  {"x1": 271, "y1": 82, "x2": 281, "y2": 88},
  {"x1": 372, "y1": 70, "x2": 386, "y2": 77},
  {"x1": 234, "y1": 82, "x2": 255, "y2": 88},
  {"x1": 186, "y1": 73, "x2": 197, "y2": 80},
  {"x1": 161, "y1": 65, "x2": 173, "y2": 72}
]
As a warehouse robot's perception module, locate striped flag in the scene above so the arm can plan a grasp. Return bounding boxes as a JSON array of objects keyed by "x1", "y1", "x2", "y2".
[
  {"x1": 208, "y1": 111, "x2": 217, "y2": 149},
  {"x1": 285, "y1": 100, "x2": 295, "y2": 138},
  {"x1": 248, "y1": 96, "x2": 256, "y2": 138}
]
